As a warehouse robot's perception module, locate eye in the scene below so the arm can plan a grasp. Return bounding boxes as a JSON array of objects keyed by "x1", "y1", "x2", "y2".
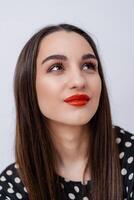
[
  {"x1": 47, "y1": 62, "x2": 64, "y2": 72},
  {"x1": 82, "y1": 62, "x2": 97, "y2": 71},
  {"x1": 47, "y1": 61, "x2": 97, "y2": 73}
]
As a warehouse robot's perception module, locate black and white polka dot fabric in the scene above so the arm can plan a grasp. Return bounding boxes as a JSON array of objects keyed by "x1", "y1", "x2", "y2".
[{"x1": 0, "y1": 126, "x2": 134, "y2": 200}]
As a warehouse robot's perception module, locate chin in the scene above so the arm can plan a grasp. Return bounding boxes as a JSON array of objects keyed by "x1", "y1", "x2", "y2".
[{"x1": 64, "y1": 118, "x2": 92, "y2": 126}]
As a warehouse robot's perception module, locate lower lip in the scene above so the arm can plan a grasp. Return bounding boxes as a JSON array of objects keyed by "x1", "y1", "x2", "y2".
[{"x1": 65, "y1": 100, "x2": 89, "y2": 106}]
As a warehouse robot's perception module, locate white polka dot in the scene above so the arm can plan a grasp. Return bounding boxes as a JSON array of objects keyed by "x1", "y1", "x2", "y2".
[
  {"x1": 7, "y1": 188, "x2": 14, "y2": 193},
  {"x1": 121, "y1": 168, "x2": 127, "y2": 175},
  {"x1": 119, "y1": 152, "x2": 124, "y2": 159},
  {"x1": 14, "y1": 177, "x2": 21, "y2": 183},
  {"x1": 126, "y1": 186, "x2": 128, "y2": 192},
  {"x1": 0, "y1": 185, "x2": 2, "y2": 190},
  {"x1": 130, "y1": 191, "x2": 133, "y2": 198},
  {"x1": 83, "y1": 197, "x2": 89, "y2": 200},
  {"x1": 24, "y1": 186, "x2": 28, "y2": 193},
  {"x1": 68, "y1": 193, "x2": 75, "y2": 199},
  {"x1": 61, "y1": 183, "x2": 64, "y2": 189},
  {"x1": 128, "y1": 173, "x2": 133, "y2": 180},
  {"x1": 6, "y1": 170, "x2": 13, "y2": 176},
  {"x1": 5, "y1": 197, "x2": 11, "y2": 200},
  {"x1": 83, "y1": 180, "x2": 88, "y2": 185},
  {"x1": 120, "y1": 129, "x2": 125, "y2": 134},
  {"x1": 127, "y1": 156, "x2": 133, "y2": 164},
  {"x1": 125, "y1": 141, "x2": 132, "y2": 147},
  {"x1": 74, "y1": 186, "x2": 79, "y2": 193},
  {"x1": 131, "y1": 135, "x2": 134, "y2": 140},
  {"x1": 16, "y1": 192, "x2": 22, "y2": 199},
  {"x1": 0, "y1": 176, "x2": 6, "y2": 181},
  {"x1": 14, "y1": 163, "x2": 19, "y2": 169},
  {"x1": 8, "y1": 182, "x2": 13, "y2": 188},
  {"x1": 116, "y1": 137, "x2": 121, "y2": 144}
]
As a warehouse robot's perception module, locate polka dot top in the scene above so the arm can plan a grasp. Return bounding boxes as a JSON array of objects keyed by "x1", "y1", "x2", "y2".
[{"x1": 0, "y1": 126, "x2": 134, "y2": 200}]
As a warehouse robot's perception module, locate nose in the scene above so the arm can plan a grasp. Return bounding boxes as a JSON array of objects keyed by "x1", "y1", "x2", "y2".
[{"x1": 68, "y1": 67, "x2": 86, "y2": 90}]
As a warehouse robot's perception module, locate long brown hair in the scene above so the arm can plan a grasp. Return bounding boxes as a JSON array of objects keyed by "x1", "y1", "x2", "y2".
[{"x1": 14, "y1": 24, "x2": 123, "y2": 199}]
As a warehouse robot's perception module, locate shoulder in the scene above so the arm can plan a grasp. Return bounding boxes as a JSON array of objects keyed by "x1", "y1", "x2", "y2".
[
  {"x1": 0, "y1": 163, "x2": 28, "y2": 199},
  {"x1": 114, "y1": 125, "x2": 134, "y2": 199}
]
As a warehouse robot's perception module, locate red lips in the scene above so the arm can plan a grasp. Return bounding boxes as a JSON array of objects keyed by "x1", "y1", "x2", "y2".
[{"x1": 64, "y1": 94, "x2": 90, "y2": 106}]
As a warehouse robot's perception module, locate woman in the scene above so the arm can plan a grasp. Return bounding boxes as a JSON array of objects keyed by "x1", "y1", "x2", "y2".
[{"x1": 0, "y1": 23, "x2": 134, "y2": 200}]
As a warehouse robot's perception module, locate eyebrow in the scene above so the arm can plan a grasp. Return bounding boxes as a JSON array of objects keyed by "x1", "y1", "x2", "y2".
[{"x1": 41, "y1": 53, "x2": 97, "y2": 65}]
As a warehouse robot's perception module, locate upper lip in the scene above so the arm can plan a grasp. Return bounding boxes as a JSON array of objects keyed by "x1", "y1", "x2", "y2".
[{"x1": 64, "y1": 94, "x2": 90, "y2": 102}]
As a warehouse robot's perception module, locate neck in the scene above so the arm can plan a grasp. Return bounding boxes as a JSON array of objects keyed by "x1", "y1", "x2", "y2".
[{"x1": 48, "y1": 121, "x2": 93, "y2": 180}]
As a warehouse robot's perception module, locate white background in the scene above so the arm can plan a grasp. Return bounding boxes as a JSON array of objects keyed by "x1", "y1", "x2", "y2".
[{"x1": 0, "y1": 0, "x2": 134, "y2": 172}]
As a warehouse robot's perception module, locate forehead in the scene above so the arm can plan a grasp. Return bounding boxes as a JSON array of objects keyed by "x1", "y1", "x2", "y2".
[{"x1": 38, "y1": 30, "x2": 95, "y2": 57}]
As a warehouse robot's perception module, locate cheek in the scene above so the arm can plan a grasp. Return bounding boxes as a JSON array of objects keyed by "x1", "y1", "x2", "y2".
[
  {"x1": 36, "y1": 78, "x2": 57, "y2": 110},
  {"x1": 88, "y1": 77, "x2": 102, "y2": 117},
  {"x1": 36, "y1": 73, "x2": 59, "y2": 96},
  {"x1": 91, "y1": 75, "x2": 102, "y2": 98}
]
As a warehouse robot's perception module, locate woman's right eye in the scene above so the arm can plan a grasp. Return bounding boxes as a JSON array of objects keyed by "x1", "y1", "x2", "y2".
[{"x1": 48, "y1": 63, "x2": 63, "y2": 72}]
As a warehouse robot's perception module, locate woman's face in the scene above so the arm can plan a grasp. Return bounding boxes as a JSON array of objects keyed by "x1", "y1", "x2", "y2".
[{"x1": 36, "y1": 30, "x2": 101, "y2": 126}]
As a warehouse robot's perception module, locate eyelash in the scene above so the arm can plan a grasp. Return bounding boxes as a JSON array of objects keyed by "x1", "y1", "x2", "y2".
[{"x1": 47, "y1": 62, "x2": 97, "y2": 72}]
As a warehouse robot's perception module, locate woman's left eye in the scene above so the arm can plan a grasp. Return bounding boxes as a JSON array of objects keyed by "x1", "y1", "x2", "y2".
[{"x1": 82, "y1": 62, "x2": 97, "y2": 71}]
